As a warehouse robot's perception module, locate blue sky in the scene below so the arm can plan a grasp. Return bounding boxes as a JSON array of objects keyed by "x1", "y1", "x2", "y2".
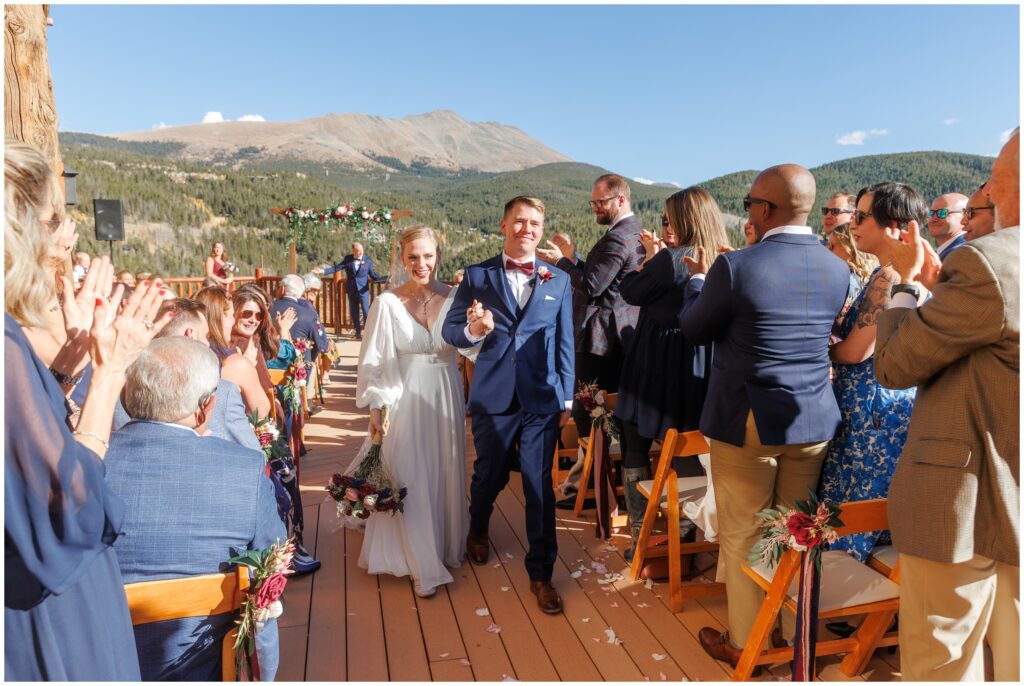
[{"x1": 48, "y1": 3, "x2": 1019, "y2": 185}]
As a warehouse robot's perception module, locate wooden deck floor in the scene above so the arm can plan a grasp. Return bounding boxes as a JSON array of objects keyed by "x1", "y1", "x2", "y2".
[{"x1": 279, "y1": 340, "x2": 902, "y2": 682}]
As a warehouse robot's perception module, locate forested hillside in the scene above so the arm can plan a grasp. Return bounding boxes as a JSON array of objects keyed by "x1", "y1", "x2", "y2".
[{"x1": 59, "y1": 133, "x2": 992, "y2": 280}]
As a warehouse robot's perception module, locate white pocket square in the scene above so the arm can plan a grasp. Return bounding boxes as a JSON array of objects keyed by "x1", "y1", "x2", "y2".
[{"x1": 544, "y1": 295, "x2": 556, "y2": 301}]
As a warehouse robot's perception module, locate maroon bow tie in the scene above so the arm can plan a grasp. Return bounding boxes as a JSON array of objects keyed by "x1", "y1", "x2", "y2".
[{"x1": 505, "y1": 259, "x2": 534, "y2": 276}]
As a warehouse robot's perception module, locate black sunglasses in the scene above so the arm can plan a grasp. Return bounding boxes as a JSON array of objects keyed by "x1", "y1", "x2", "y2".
[
  {"x1": 743, "y1": 196, "x2": 776, "y2": 211},
  {"x1": 821, "y1": 207, "x2": 854, "y2": 217},
  {"x1": 963, "y1": 206, "x2": 994, "y2": 220},
  {"x1": 852, "y1": 210, "x2": 874, "y2": 224}
]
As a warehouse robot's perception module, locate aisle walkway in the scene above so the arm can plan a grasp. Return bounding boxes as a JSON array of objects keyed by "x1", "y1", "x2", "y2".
[{"x1": 278, "y1": 340, "x2": 901, "y2": 681}]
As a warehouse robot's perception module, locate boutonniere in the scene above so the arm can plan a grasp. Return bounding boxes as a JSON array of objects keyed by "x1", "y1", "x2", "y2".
[{"x1": 537, "y1": 266, "x2": 553, "y2": 283}]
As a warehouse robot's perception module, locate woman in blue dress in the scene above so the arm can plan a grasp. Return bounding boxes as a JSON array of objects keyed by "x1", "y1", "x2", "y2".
[
  {"x1": 820, "y1": 183, "x2": 925, "y2": 562},
  {"x1": 5, "y1": 138, "x2": 169, "y2": 679}
]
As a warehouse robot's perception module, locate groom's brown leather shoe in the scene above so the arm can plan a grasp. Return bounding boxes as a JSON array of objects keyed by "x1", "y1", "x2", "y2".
[
  {"x1": 466, "y1": 532, "x2": 490, "y2": 565},
  {"x1": 529, "y1": 581, "x2": 563, "y2": 614},
  {"x1": 698, "y1": 627, "x2": 762, "y2": 676}
]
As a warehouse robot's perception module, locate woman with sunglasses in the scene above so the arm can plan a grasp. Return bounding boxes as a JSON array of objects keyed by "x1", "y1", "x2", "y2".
[
  {"x1": 615, "y1": 187, "x2": 729, "y2": 563},
  {"x1": 231, "y1": 290, "x2": 298, "y2": 383}
]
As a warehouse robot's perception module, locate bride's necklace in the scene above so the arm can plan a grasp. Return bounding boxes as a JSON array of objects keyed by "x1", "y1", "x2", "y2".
[{"x1": 410, "y1": 287, "x2": 437, "y2": 319}]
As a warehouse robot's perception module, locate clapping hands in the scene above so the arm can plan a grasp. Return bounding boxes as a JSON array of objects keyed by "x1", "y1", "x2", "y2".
[
  {"x1": 537, "y1": 234, "x2": 574, "y2": 265},
  {"x1": 884, "y1": 220, "x2": 941, "y2": 291},
  {"x1": 682, "y1": 246, "x2": 712, "y2": 277},
  {"x1": 639, "y1": 229, "x2": 664, "y2": 259},
  {"x1": 276, "y1": 307, "x2": 297, "y2": 338},
  {"x1": 467, "y1": 299, "x2": 494, "y2": 338}
]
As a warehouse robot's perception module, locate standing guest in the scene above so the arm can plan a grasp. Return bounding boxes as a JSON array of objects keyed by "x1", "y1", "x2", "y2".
[
  {"x1": 962, "y1": 182, "x2": 997, "y2": 241},
  {"x1": 116, "y1": 270, "x2": 136, "y2": 288},
  {"x1": 272, "y1": 274, "x2": 324, "y2": 363},
  {"x1": 927, "y1": 192, "x2": 969, "y2": 260},
  {"x1": 205, "y1": 240, "x2": 235, "y2": 288},
  {"x1": 72, "y1": 250, "x2": 90, "y2": 284},
  {"x1": 615, "y1": 188, "x2": 727, "y2": 561},
  {"x1": 821, "y1": 191, "x2": 857, "y2": 243},
  {"x1": 194, "y1": 286, "x2": 271, "y2": 419},
  {"x1": 874, "y1": 129, "x2": 1019, "y2": 682},
  {"x1": 679, "y1": 164, "x2": 850, "y2": 669},
  {"x1": 443, "y1": 197, "x2": 575, "y2": 614},
  {"x1": 320, "y1": 242, "x2": 388, "y2": 340},
  {"x1": 136, "y1": 270, "x2": 152, "y2": 284},
  {"x1": 105, "y1": 337, "x2": 285, "y2": 681},
  {"x1": 4, "y1": 137, "x2": 171, "y2": 681},
  {"x1": 827, "y1": 223, "x2": 877, "y2": 291},
  {"x1": 821, "y1": 184, "x2": 925, "y2": 563},
  {"x1": 742, "y1": 220, "x2": 758, "y2": 247},
  {"x1": 537, "y1": 173, "x2": 644, "y2": 434}
]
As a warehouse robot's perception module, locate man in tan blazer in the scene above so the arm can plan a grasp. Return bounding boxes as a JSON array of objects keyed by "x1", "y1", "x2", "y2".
[{"x1": 874, "y1": 128, "x2": 1019, "y2": 681}]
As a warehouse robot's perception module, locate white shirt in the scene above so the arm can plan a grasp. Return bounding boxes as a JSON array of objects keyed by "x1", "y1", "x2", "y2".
[
  {"x1": 689, "y1": 225, "x2": 814, "y2": 282},
  {"x1": 935, "y1": 233, "x2": 964, "y2": 257},
  {"x1": 144, "y1": 419, "x2": 201, "y2": 437}
]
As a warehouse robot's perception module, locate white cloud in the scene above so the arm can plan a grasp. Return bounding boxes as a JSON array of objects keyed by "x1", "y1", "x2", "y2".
[
  {"x1": 201, "y1": 111, "x2": 225, "y2": 124},
  {"x1": 633, "y1": 177, "x2": 656, "y2": 185},
  {"x1": 1000, "y1": 128, "x2": 1015, "y2": 143},
  {"x1": 237, "y1": 114, "x2": 266, "y2": 122},
  {"x1": 942, "y1": 117, "x2": 959, "y2": 126},
  {"x1": 836, "y1": 128, "x2": 889, "y2": 146},
  {"x1": 153, "y1": 122, "x2": 169, "y2": 130}
]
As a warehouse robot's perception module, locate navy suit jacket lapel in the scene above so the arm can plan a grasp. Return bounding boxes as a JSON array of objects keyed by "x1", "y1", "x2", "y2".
[{"x1": 485, "y1": 255, "x2": 518, "y2": 316}]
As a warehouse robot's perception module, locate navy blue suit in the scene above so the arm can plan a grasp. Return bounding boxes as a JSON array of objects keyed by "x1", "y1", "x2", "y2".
[
  {"x1": 325, "y1": 254, "x2": 386, "y2": 336},
  {"x1": 272, "y1": 296, "x2": 323, "y2": 363},
  {"x1": 298, "y1": 298, "x2": 330, "y2": 352},
  {"x1": 104, "y1": 420, "x2": 285, "y2": 680},
  {"x1": 679, "y1": 232, "x2": 851, "y2": 447},
  {"x1": 442, "y1": 255, "x2": 575, "y2": 581},
  {"x1": 937, "y1": 232, "x2": 967, "y2": 261}
]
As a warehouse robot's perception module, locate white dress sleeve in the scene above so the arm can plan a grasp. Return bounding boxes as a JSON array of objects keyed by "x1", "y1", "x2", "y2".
[{"x1": 356, "y1": 294, "x2": 403, "y2": 410}]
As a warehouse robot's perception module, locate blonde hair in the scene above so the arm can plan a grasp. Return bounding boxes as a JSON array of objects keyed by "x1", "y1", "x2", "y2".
[
  {"x1": 399, "y1": 224, "x2": 441, "y2": 261},
  {"x1": 666, "y1": 187, "x2": 729, "y2": 263},
  {"x1": 4, "y1": 138, "x2": 61, "y2": 327},
  {"x1": 829, "y1": 223, "x2": 878, "y2": 284},
  {"x1": 503, "y1": 195, "x2": 545, "y2": 219}
]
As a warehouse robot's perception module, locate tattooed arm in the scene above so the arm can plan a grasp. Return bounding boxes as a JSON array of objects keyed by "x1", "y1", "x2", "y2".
[{"x1": 829, "y1": 267, "x2": 900, "y2": 365}]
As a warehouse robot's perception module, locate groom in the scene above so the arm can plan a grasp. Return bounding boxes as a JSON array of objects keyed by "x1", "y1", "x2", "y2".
[{"x1": 442, "y1": 195, "x2": 575, "y2": 614}]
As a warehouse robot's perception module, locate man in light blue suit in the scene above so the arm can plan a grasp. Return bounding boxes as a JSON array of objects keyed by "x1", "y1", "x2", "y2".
[
  {"x1": 442, "y1": 196, "x2": 575, "y2": 615},
  {"x1": 678, "y1": 164, "x2": 851, "y2": 670},
  {"x1": 105, "y1": 337, "x2": 285, "y2": 681}
]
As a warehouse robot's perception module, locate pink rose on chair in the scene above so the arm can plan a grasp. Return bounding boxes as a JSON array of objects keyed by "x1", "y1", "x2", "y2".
[
  {"x1": 255, "y1": 571, "x2": 289, "y2": 608},
  {"x1": 294, "y1": 365, "x2": 307, "y2": 382},
  {"x1": 786, "y1": 511, "x2": 821, "y2": 549}
]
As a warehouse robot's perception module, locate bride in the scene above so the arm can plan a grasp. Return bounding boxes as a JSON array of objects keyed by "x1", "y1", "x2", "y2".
[{"x1": 354, "y1": 225, "x2": 468, "y2": 597}]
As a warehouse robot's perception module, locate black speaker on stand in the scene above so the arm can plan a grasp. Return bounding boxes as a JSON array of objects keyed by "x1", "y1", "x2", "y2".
[{"x1": 93, "y1": 199, "x2": 125, "y2": 258}]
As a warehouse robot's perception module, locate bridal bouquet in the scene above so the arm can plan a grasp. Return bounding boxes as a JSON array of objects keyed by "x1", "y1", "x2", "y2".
[
  {"x1": 227, "y1": 538, "x2": 296, "y2": 680},
  {"x1": 575, "y1": 381, "x2": 619, "y2": 442},
  {"x1": 327, "y1": 406, "x2": 408, "y2": 521}
]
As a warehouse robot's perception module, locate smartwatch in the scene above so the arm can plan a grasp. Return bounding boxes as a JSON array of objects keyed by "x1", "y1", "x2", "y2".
[{"x1": 890, "y1": 283, "x2": 921, "y2": 300}]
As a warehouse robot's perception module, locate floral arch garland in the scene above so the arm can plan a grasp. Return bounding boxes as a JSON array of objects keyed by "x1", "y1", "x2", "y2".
[{"x1": 281, "y1": 203, "x2": 394, "y2": 247}]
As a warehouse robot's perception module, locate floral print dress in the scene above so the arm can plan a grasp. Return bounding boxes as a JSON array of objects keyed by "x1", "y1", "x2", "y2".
[{"x1": 818, "y1": 268, "x2": 916, "y2": 561}]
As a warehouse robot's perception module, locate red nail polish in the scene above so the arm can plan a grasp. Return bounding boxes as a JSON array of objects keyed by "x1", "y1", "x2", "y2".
[
  {"x1": 167, "y1": 311, "x2": 176, "y2": 318},
  {"x1": 143, "y1": 280, "x2": 150, "y2": 287},
  {"x1": 95, "y1": 298, "x2": 103, "y2": 306}
]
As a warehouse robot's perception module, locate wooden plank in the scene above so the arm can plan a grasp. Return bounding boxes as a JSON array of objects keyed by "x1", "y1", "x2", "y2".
[
  {"x1": 429, "y1": 657, "x2": 475, "y2": 682},
  {"x1": 445, "y1": 562, "x2": 524, "y2": 681},
  {"x1": 303, "y1": 500, "x2": 348, "y2": 681},
  {"x1": 279, "y1": 503, "x2": 319, "y2": 629},
  {"x1": 379, "y1": 573, "x2": 431, "y2": 681},
  {"x1": 491, "y1": 488, "x2": 639, "y2": 681},
  {"x1": 343, "y1": 526, "x2": 389, "y2": 681},
  {"x1": 415, "y1": 585, "x2": 469, "y2": 663},
  {"x1": 276, "y1": 624, "x2": 308, "y2": 681}
]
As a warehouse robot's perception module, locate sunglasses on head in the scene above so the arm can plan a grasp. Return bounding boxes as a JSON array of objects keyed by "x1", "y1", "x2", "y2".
[
  {"x1": 237, "y1": 310, "x2": 263, "y2": 321},
  {"x1": 929, "y1": 208, "x2": 963, "y2": 220},
  {"x1": 821, "y1": 207, "x2": 854, "y2": 217},
  {"x1": 963, "y1": 206, "x2": 994, "y2": 220}
]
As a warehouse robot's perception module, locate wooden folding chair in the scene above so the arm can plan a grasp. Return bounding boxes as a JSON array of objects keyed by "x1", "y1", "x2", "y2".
[
  {"x1": 573, "y1": 393, "x2": 620, "y2": 516},
  {"x1": 866, "y1": 544, "x2": 900, "y2": 582},
  {"x1": 123, "y1": 566, "x2": 250, "y2": 681},
  {"x1": 552, "y1": 420, "x2": 579, "y2": 490},
  {"x1": 628, "y1": 428, "x2": 723, "y2": 611},
  {"x1": 733, "y1": 498, "x2": 900, "y2": 680}
]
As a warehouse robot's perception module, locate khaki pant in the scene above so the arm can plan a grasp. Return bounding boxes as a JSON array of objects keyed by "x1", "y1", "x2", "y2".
[
  {"x1": 899, "y1": 552, "x2": 1020, "y2": 682},
  {"x1": 710, "y1": 410, "x2": 829, "y2": 648}
]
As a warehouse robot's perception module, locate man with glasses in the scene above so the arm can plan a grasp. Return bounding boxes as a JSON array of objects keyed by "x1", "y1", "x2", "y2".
[
  {"x1": 927, "y1": 192, "x2": 968, "y2": 261},
  {"x1": 875, "y1": 129, "x2": 1019, "y2": 681},
  {"x1": 961, "y1": 182, "x2": 997, "y2": 241},
  {"x1": 678, "y1": 164, "x2": 851, "y2": 671},
  {"x1": 820, "y1": 192, "x2": 856, "y2": 244},
  {"x1": 537, "y1": 173, "x2": 644, "y2": 435}
]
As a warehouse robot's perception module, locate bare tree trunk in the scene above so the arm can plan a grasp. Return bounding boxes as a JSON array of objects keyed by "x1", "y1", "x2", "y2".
[{"x1": 5, "y1": 4, "x2": 63, "y2": 187}]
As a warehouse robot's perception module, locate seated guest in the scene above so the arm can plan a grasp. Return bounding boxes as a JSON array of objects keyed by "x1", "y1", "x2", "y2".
[
  {"x1": 272, "y1": 274, "x2": 323, "y2": 364},
  {"x1": 615, "y1": 188, "x2": 727, "y2": 561},
  {"x1": 962, "y1": 181, "x2": 997, "y2": 241},
  {"x1": 301, "y1": 272, "x2": 330, "y2": 353},
  {"x1": 233, "y1": 289, "x2": 298, "y2": 376},
  {"x1": 105, "y1": 336, "x2": 285, "y2": 681},
  {"x1": 823, "y1": 184, "x2": 923, "y2": 561},
  {"x1": 680, "y1": 164, "x2": 850, "y2": 670},
  {"x1": 195, "y1": 286, "x2": 272, "y2": 419},
  {"x1": 927, "y1": 192, "x2": 968, "y2": 260}
]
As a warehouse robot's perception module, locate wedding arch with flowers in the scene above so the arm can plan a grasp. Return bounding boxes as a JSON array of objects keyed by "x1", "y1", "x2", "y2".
[{"x1": 279, "y1": 203, "x2": 395, "y2": 247}]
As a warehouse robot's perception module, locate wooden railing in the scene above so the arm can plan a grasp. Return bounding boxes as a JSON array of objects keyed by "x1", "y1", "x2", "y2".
[{"x1": 162, "y1": 272, "x2": 387, "y2": 337}]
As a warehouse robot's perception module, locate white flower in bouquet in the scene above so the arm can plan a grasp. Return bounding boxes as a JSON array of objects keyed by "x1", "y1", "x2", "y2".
[
  {"x1": 363, "y1": 494, "x2": 378, "y2": 510},
  {"x1": 254, "y1": 600, "x2": 284, "y2": 624},
  {"x1": 594, "y1": 390, "x2": 605, "y2": 405},
  {"x1": 361, "y1": 210, "x2": 370, "y2": 220},
  {"x1": 590, "y1": 407, "x2": 606, "y2": 419},
  {"x1": 384, "y1": 212, "x2": 392, "y2": 221},
  {"x1": 787, "y1": 535, "x2": 808, "y2": 552}
]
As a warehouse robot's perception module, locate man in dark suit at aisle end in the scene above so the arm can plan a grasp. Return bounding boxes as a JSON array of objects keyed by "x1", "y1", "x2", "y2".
[{"x1": 319, "y1": 242, "x2": 387, "y2": 340}]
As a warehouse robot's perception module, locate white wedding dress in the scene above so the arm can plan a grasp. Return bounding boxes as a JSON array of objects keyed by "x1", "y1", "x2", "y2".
[{"x1": 354, "y1": 289, "x2": 468, "y2": 593}]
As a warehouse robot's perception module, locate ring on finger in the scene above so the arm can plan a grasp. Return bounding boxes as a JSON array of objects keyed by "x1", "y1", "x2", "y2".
[{"x1": 142, "y1": 320, "x2": 154, "y2": 330}]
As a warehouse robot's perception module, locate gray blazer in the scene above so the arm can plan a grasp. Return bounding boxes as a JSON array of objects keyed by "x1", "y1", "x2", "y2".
[{"x1": 875, "y1": 226, "x2": 1020, "y2": 566}]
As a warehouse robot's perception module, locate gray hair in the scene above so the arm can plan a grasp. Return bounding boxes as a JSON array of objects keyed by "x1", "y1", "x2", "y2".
[
  {"x1": 281, "y1": 274, "x2": 305, "y2": 298},
  {"x1": 303, "y1": 272, "x2": 323, "y2": 291},
  {"x1": 124, "y1": 337, "x2": 220, "y2": 422}
]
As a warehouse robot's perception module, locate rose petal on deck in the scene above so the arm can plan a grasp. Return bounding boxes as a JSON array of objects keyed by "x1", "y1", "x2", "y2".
[
  {"x1": 475, "y1": 608, "x2": 490, "y2": 616},
  {"x1": 652, "y1": 653, "x2": 667, "y2": 661},
  {"x1": 604, "y1": 627, "x2": 621, "y2": 644},
  {"x1": 440, "y1": 652, "x2": 450, "y2": 658},
  {"x1": 570, "y1": 570, "x2": 582, "y2": 579},
  {"x1": 660, "y1": 672, "x2": 667, "y2": 680},
  {"x1": 501, "y1": 674, "x2": 517, "y2": 681},
  {"x1": 500, "y1": 586, "x2": 510, "y2": 592},
  {"x1": 581, "y1": 617, "x2": 591, "y2": 623},
  {"x1": 487, "y1": 622, "x2": 502, "y2": 634},
  {"x1": 459, "y1": 658, "x2": 471, "y2": 667},
  {"x1": 644, "y1": 578, "x2": 654, "y2": 590}
]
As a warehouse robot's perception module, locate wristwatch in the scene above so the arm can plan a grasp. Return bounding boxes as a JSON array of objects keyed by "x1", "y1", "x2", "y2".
[
  {"x1": 890, "y1": 283, "x2": 921, "y2": 300},
  {"x1": 49, "y1": 366, "x2": 84, "y2": 386}
]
